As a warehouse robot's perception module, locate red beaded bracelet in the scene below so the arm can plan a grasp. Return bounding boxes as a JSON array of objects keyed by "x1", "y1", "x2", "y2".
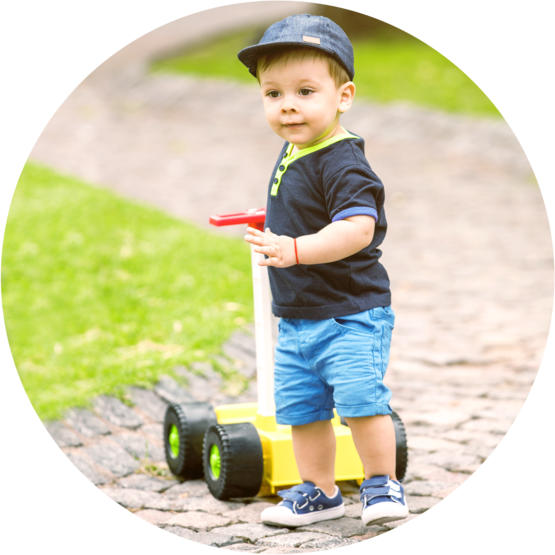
[{"x1": 294, "y1": 238, "x2": 299, "y2": 265}]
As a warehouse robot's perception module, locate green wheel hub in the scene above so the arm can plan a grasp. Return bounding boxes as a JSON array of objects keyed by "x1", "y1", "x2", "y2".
[
  {"x1": 209, "y1": 444, "x2": 221, "y2": 479},
  {"x1": 169, "y1": 424, "x2": 180, "y2": 458}
]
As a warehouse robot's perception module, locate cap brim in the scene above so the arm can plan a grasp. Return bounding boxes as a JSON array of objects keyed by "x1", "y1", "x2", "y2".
[{"x1": 237, "y1": 42, "x2": 353, "y2": 80}]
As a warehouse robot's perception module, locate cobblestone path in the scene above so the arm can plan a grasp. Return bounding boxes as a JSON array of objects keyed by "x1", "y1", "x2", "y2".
[{"x1": 33, "y1": 34, "x2": 553, "y2": 552}]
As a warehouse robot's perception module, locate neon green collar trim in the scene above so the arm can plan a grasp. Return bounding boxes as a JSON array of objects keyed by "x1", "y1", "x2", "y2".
[{"x1": 270, "y1": 130, "x2": 359, "y2": 196}]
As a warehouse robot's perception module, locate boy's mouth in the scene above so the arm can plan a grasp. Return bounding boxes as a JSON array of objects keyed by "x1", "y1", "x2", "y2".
[{"x1": 283, "y1": 122, "x2": 305, "y2": 128}]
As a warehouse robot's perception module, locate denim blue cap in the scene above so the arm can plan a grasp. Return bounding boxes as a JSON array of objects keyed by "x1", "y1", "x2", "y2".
[{"x1": 237, "y1": 14, "x2": 354, "y2": 80}]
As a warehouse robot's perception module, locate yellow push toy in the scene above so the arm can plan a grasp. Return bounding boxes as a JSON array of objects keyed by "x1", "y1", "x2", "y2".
[{"x1": 163, "y1": 208, "x2": 408, "y2": 499}]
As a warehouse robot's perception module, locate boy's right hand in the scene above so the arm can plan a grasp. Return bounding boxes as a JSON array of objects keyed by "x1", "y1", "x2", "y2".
[{"x1": 244, "y1": 227, "x2": 297, "y2": 268}]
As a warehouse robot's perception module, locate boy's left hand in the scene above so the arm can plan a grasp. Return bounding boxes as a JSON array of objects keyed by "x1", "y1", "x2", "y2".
[{"x1": 244, "y1": 227, "x2": 296, "y2": 268}]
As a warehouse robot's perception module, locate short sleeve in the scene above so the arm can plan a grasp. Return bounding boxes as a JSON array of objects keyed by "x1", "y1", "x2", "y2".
[{"x1": 323, "y1": 163, "x2": 384, "y2": 223}]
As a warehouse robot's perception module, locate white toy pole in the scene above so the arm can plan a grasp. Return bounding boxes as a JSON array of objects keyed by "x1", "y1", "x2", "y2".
[
  {"x1": 251, "y1": 244, "x2": 275, "y2": 417},
  {"x1": 208, "y1": 208, "x2": 275, "y2": 417}
]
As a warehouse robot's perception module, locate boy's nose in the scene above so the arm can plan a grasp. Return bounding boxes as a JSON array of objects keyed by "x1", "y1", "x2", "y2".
[
  {"x1": 281, "y1": 104, "x2": 298, "y2": 113},
  {"x1": 281, "y1": 95, "x2": 298, "y2": 113}
]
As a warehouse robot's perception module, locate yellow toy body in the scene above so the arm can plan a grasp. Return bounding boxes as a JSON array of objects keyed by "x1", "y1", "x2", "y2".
[
  {"x1": 215, "y1": 402, "x2": 364, "y2": 494},
  {"x1": 164, "y1": 212, "x2": 406, "y2": 499}
]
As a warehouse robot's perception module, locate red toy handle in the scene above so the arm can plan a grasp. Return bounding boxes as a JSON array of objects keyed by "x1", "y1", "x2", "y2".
[{"x1": 209, "y1": 208, "x2": 266, "y2": 231}]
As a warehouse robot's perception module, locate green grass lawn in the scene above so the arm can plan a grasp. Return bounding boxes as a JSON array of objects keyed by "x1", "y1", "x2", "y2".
[
  {"x1": 150, "y1": 27, "x2": 499, "y2": 118},
  {"x1": 2, "y1": 164, "x2": 253, "y2": 421}
]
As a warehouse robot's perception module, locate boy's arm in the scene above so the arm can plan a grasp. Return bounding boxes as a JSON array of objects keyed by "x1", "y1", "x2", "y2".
[{"x1": 244, "y1": 215, "x2": 375, "y2": 267}]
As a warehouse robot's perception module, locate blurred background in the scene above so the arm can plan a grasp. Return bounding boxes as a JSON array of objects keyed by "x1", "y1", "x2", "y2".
[{"x1": 2, "y1": 1, "x2": 551, "y2": 434}]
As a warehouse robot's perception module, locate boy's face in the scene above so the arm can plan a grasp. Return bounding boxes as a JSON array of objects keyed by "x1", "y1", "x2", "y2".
[{"x1": 259, "y1": 54, "x2": 355, "y2": 150}]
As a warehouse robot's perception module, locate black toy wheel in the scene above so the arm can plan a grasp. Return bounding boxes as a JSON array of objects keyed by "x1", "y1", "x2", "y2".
[
  {"x1": 391, "y1": 410, "x2": 408, "y2": 482},
  {"x1": 340, "y1": 411, "x2": 408, "y2": 482},
  {"x1": 164, "y1": 402, "x2": 217, "y2": 479},
  {"x1": 203, "y1": 422, "x2": 264, "y2": 500}
]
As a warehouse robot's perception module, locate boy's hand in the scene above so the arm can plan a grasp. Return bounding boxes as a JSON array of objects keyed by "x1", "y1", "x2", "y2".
[{"x1": 244, "y1": 227, "x2": 297, "y2": 268}]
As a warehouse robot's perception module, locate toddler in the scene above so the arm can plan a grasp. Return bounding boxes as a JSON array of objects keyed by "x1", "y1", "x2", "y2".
[{"x1": 238, "y1": 14, "x2": 408, "y2": 527}]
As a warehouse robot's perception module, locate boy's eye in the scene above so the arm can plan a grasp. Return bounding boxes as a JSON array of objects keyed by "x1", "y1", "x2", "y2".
[
  {"x1": 299, "y1": 88, "x2": 313, "y2": 96},
  {"x1": 267, "y1": 91, "x2": 281, "y2": 98}
]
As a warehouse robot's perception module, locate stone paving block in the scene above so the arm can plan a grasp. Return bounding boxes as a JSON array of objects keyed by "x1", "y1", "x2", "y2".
[
  {"x1": 223, "y1": 502, "x2": 276, "y2": 523},
  {"x1": 100, "y1": 487, "x2": 161, "y2": 509},
  {"x1": 175, "y1": 372, "x2": 219, "y2": 402},
  {"x1": 94, "y1": 396, "x2": 144, "y2": 429},
  {"x1": 431, "y1": 485, "x2": 459, "y2": 499},
  {"x1": 65, "y1": 451, "x2": 108, "y2": 485},
  {"x1": 448, "y1": 430, "x2": 503, "y2": 448},
  {"x1": 408, "y1": 435, "x2": 463, "y2": 452},
  {"x1": 134, "y1": 509, "x2": 174, "y2": 525},
  {"x1": 381, "y1": 513, "x2": 420, "y2": 529},
  {"x1": 112, "y1": 432, "x2": 165, "y2": 462},
  {"x1": 256, "y1": 547, "x2": 309, "y2": 554},
  {"x1": 154, "y1": 375, "x2": 195, "y2": 404},
  {"x1": 165, "y1": 511, "x2": 232, "y2": 530},
  {"x1": 407, "y1": 410, "x2": 471, "y2": 428},
  {"x1": 350, "y1": 527, "x2": 388, "y2": 542},
  {"x1": 486, "y1": 389, "x2": 530, "y2": 401},
  {"x1": 459, "y1": 417, "x2": 513, "y2": 435},
  {"x1": 45, "y1": 421, "x2": 83, "y2": 447},
  {"x1": 160, "y1": 526, "x2": 197, "y2": 540},
  {"x1": 222, "y1": 543, "x2": 267, "y2": 553},
  {"x1": 404, "y1": 480, "x2": 457, "y2": 497},
  {"x1": 162, "y1": 526, "x2": 243, "y2": 547},
  {"x1": 189, "y1": 360, "x2": 219, "y2": 376},
  {"x1": 143, "y1": 495, "x2": 174, "y2": 511},
  {"x1": 406, "y1": 495, "x2": 441, "y2": 514},
  {"x1": 85, "y1": 440, "x2": 140, "y2": 477},
  {"x1": 226, "y1": 330, "x2": 256, "y2": 358},
  {"x1": 424, "y1": 450, "x2": 482, "y2": 473},
  {"x1": 128, "y1": 387, "x2": 168, "y2": 423},
  {"x1": 471, "y1": 398, "x2": 525, "y2": 420},
  {"x1": 344, "y1": 503, "x2": 362, "y2": 519},
  {"x1": 463, "y1": 442, "x2": 496, "y2": 460},
  {"x1": 175, "y1": 364, "x2": 224, "y2": 390},
  {"x1": 140, "y1": 423, "x2": 164, "y2": 444},
  {"x1": 211, "y1": 523, "x2": 289, "y2": 543},
  {"x1": 298, "y1": 517, "x2": 368, "y2": 538},
  {"x1": 173, "y1": 495, "x2": 244, "y2": 514},
  {"x1": 223, "y1": 343, "x2": 257, "y2": 379},
  {"x1": 299, "y1": 536, "x2": 359, "y2": 550},
  {"x1": 256, "y1": 532, "x2": 329, "y2": 548},
  {"x1": 116, "y1": 473, "x2": 178, "y2": 492},
  {"x1": 165, "y1": 480, "x2": 211, "y2": 498},
  {"x1": 406, "y1": 465, "x2": 468, "y2": 485},
  {"x1": 65, "y1": 408, "x2": 111, "y2": 438}
]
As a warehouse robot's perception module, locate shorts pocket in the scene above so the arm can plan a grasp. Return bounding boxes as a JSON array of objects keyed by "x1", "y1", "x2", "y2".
[{"x1": 332, "y1": 310, "x2": 376, "y2": 336}]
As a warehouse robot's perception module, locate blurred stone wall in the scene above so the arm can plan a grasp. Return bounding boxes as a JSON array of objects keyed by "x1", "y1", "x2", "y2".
[
  {"x1": 88, "y1": 2, "x2": 316, "y2": 81},
  {"x1": 315, "y1": 5, "x2": 410, "y2": 39}
]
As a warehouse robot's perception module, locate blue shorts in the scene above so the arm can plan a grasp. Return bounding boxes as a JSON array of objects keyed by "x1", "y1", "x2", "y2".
[{"x1": 274, "y1": 306, "x2": 395, "y2": 426}]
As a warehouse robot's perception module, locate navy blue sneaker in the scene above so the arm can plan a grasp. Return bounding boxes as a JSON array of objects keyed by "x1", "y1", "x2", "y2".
[
  {"x1": 261, "y1": 482, "x2": 345, "y2": 527},
  {"x1": 360, "y1": 475, "x2": 409, "y2": 526}
]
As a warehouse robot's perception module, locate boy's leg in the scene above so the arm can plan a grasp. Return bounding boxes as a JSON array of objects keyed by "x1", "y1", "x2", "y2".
[
  {"x1": 261, "y1": 318, "x2": 345, "y2": 526},
  {"x1": 291, "y1": 419, "x2": 336, "y2": 496},
  {"x1": 344, "y1": 414, "x2": 396, "y2": 480},
  {"x1": 261, "y1": 419, "x2": 344, "y2": 526},
  {"x1": 345, "y1": 414, "x2": 408, "y2": 526}
]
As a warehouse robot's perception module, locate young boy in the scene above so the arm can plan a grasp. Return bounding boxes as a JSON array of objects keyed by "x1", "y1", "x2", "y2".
[{"x1": 238, "y1": 14, "x2": 408, "y2": 527}]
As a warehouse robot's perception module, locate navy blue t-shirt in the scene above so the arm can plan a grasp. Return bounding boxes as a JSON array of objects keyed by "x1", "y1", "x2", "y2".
[{"x1": 264, "y1": 132, "x2": 391, "y2": 320}]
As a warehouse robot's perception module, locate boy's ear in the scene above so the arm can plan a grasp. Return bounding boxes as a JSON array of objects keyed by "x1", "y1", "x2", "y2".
[{"x1": 338, "y1": 82, "x2": 356, "y2": 114}]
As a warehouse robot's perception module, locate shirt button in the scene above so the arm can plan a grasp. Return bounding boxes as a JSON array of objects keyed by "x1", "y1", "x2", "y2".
[
  {"x1": 273, "y1": 178, "x2": 279, "y2": 184},
  {"x1": 279, "y1": 165, "x2": 285, "y2": 171}
]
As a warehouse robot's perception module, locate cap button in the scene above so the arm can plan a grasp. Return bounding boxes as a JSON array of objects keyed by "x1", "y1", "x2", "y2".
[
  {"x1": 273, "y1": 178, "x2": 279, "y2": 184},
  {"x1": 279, "y1": 165, "x2": 285, "y2": 171}
]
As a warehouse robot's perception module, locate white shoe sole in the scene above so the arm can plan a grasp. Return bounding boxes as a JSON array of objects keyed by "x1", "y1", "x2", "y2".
[
  {"x1": 362, "y1": 501, "x2": 409, "y2": 526},
  {"x1": 261, "y1": 503, "x2": 345, "y2": 527}
]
